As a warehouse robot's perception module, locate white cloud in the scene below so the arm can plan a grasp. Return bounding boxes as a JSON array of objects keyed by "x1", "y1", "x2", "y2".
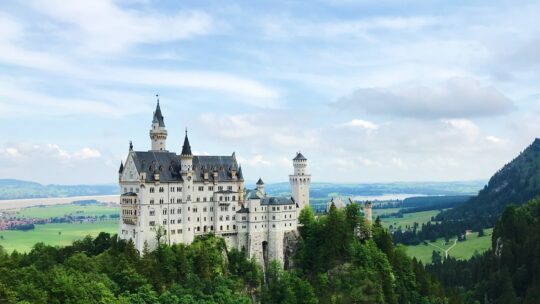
[
  {"x1": 29, "y1": 0, "x2": 214, "y2": 53},
  {"x1": 73, "y1": 148, "x2": 102, "y2": 160},
  {"x1": 335, "y1": 78, "x2": 515, "y2": 119},
  {"x1": 486, "y1": 135, "x2": 503, "y2": 144},
  {"x1": 337, "y1": 119, "x2": 379, "y2": 131},
  {"x1": 237, "y1": 155, "x2": 272, "y2": 167}
]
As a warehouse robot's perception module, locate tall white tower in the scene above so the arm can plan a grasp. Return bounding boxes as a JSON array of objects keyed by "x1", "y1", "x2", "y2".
[
  {"x1": 289, "y1": 152, "x2": 311, "y2": 213},
  {"x1": 149, "y1": 97, "x2": 167, "y2": 151}
]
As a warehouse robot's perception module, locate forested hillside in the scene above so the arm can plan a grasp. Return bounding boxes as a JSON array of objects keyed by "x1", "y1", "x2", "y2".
[
  {"x1": 0, "y1": 204, "x2": 447, "y2": 303},
  {"x1": 427, "y1": 197, "x2": 540, "y2": 303},
  {"x1": 437, "y1": 138, "x2": 540, "y2": 225}
]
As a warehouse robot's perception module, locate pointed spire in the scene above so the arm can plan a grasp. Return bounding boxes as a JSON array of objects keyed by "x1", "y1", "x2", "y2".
[
  {"x1": 118, "y1": 161, "x2": 124, "y2": 173},
  {"x1": 181, "y1": 128, "x2": 192, "y2": 156},
  {"x1": 256, "y1": 178, "x2": 264, "y2": 185},
  {"x1": 152, "y1": 95, "x2": 165, "y2": 127},
  {"x1": 129, "y1": 141, "x2": 133, "y2": 151},
  {"x1": 237, "y1": 165, "x2": 243, "y2": 179}
]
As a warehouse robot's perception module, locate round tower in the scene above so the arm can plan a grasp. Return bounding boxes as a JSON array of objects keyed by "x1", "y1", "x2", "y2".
[
  {"x1": 289, "y1": 152, "x2": 311, "y2": 213},
  {"x1": 256, "y1": 178, "x2": 265, "y2": 196},
  {"x1": 149, "y1": 97, "x2": 167, "y2": 151},
  {"x1": 364, "y1": 201, "x2": 373, "y2": 223}
]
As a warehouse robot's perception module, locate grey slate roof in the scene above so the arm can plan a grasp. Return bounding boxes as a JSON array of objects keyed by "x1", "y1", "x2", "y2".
[
  {"x1": 130, "y1": 151, "x2": 241, "y2": 183},
  {"x1": 118, "y1": 161, "x2": 124, "y2": 174},
  {"x1": 152, "y1": 102, "x2": 165, "y2": 127},
  {"x1": 293, "y1": 152, "x2": 307, "y2": 161},
  {"x1": 261, "y1": 197, "x2": 294, "y2": 205},
  {"x1": 181, "y1": 132, "x2": 192, "y2": 156},
  {"x1": 256, "y1": 178, "x2": 264, "y2": 185},
  {"x1": 237, "y1": 207, "x2": 249, "y2": 214},
  {"x1": 245, "y1": 189, "x2": 263, "y2": 200}
]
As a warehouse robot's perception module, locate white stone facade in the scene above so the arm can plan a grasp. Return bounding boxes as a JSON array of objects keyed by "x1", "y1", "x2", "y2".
[{"x1": 118, "y1": 102, "x2": 308, "y2": 268}]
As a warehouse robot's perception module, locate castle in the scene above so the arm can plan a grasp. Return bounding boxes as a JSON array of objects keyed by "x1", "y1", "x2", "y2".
[{"x1": 118, "y1": 100, "x2": 311, "y2": 268}]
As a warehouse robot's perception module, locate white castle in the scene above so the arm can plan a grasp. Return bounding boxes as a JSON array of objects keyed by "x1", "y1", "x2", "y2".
[{"x1": 118, "y1": 100, "x2": 311, "y2": 268}]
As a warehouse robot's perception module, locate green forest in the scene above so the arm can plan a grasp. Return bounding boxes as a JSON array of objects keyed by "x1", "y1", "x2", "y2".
[{"x1": 0, "y1": 203, "x2": 446, "y2": 304}]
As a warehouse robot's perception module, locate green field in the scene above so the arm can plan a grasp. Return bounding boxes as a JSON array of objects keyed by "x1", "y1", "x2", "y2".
[
  {"x1": 16, "y1": 204, "x2": 119, "y2": 219},
  {"x1": 380, "y1": 210, "x2": 440, "y2": 229},
  {"x1": 405, "y1": 228, "x2": 493, "y2": 264},
  {"x1": 372, "y1": 208, "x2": 403, "y2": 218},
  {"x1": 0, "y1": 221, "x2": 118, "y2": 253}
]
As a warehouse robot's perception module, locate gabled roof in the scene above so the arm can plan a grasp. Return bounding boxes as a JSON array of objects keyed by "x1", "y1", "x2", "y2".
[
  {"x1": 152, "y1": 101, "x2": 165, "y2": 127},
  {"x1": 293, "y1": 152, "x2": 307, "y2": 161}
]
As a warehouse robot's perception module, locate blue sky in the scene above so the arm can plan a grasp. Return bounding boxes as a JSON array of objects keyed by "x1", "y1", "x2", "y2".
[{"x1": 1, "y1": 0, "x2": 540, "y2": 184}]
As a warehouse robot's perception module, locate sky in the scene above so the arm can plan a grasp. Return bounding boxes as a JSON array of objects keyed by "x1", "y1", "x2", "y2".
[{"x1": 1, "y1": 0, "x2": 540, "y2": 185}]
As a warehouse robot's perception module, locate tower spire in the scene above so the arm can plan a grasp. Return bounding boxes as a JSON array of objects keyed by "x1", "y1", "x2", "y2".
[{"x1": 181, "y1": 129, "x2": 192, "y2": 156}]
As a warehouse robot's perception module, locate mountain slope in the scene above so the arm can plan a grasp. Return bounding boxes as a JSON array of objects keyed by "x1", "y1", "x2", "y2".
[
  {"x1": 437, "y1": 138, "x2": 540, "y2": 223},
  {"x1": 0, "y1": 179, "x2": 118, "y2": 200}
]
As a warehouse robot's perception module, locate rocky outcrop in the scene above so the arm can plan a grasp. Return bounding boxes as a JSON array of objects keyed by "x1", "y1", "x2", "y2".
[{"x1": 283, "y1": 230, "x2": 300, "y2": 270}]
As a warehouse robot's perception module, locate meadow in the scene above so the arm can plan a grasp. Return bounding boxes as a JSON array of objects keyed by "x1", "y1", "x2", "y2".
[
  {"x1": 405, "y1": 228, "x2": 493, "y2": 264},
  {"x1": 380, "y1": 209, "x2": 440, "y2": 229},
  {"x1": 0, "y1": 221, "x2": 118, "y2": 253}
]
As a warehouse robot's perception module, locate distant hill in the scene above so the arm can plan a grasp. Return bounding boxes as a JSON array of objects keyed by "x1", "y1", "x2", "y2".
[
  {"x1": 260, "y1": 181, "x2": 484, "y2": 199},
  {"x1": 0, "y1": 179, "x2": 118, "y2": 200},
  {"x1": 437, "y1": 138, "x2": 540, "y2": 224}
]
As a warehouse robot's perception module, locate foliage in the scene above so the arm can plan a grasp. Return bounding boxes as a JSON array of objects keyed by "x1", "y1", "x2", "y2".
[
  {"x1": 428, "y1": 197, "x2": 540, "y2": 303},
  {"x1": 0, "y1": 233, "x2": 259, "y2": 303},
  {"x1": 287, "y1": 204, "x2": 446, "y2": 304}
]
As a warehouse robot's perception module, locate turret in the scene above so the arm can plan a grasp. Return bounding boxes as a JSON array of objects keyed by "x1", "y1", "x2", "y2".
[
  {"x1": 180, "y1": 129, "x2": 193, "y2": 173},
  {"x1": 364, "y1": 201, "x2": 373, "y2": 223},
  {"x1": 289, "y1": 152, "x2": 311, "y2": 213},
  {"x1": 149, "y1": 96, "x2": 167, "y2": 151},
  {"x1": 256, "y1": 178, "x2": 265, "y2": 196}
]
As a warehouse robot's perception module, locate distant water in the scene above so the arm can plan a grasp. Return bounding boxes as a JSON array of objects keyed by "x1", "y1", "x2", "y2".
[{"x1": 352, "y1": 193, "x2": 430, "y2": 201}]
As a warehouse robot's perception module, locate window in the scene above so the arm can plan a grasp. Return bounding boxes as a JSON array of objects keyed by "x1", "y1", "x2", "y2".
[
  {"x1": 227, "y1": 186, "x2": 232, "y2": 191},
  {"x1": 233, "y1": 225, "x2": 236, "y2": 229},
  {"x1": 171, "y1": 230, "x2": 175, "y2": 234},
  {"x1": 150, "y1": 199, "x2": 155, "y2": 205},
  {"x1": 150, "y1": 187, "x2": 155, "y2": 193},
  {"x1": 219, "y1": 216, "x2": 223, "y2": 221},
  {"x1": 208, "y1": 186, "x2": 214, "y2": 191},
  {"x1": 272, "y1": 216, "x2": 275, "y2": 220},
  {"x1": 170, "y1": 187, "x2": 175, "y2": 192},
  {"x1": 198, "y1": 186, "x2": 204, "y2": 191},
  {"x1": 226, "y1": 215, "x2": 229, "y2": 220},
  {"x1": 218, "y1": 186, "x2": 223, "y2": 191},
  {"x1": 163, "y1": 209, "x2": 167, "y2": 215},
  {"x1": 177, "y1": 187, "x2": 182, "y2": 192},
  {"x1": 210, "y1": 207, "x2": 214, "y2": 211},
  {"x1": 232, "y1": 196, "x2": 236, "y2": 201},
  {"x1": 170, "y1": 198, "x2": 174, "y2": 204},
  {"x1": 193, "y1": 207, "x2": 198, "y2": 213},
  {"x1": 232, "y1": 206, "x2": 235, "y2": 211},
  {"x1": 159, "y1": 198, "x2": 164, "y2": 204},
  {"x1": 178, "y1": 229, "x2": 182, "y2": 234},
  {"x1": 196, "y1": 197, "x2": 200, "y2": 202},
  {"x1": 203, "y1": 197, "x2": 207, "y2": 202},
  {"x1": 163, "y1": 219, "x2": 166, "y2": 225},
  {"x1": 197, "y1": 217, "x2": 200, "y2": 222},
  {"x1": 177, "y1": 208, "x2": 181, "y2": 214},
  {"x1": 149, "y1": 221, "x2": 155, "y2": 226},
  {"x1": 170, "y1": 219, "x2": 175, "y2": 224},
  {"x1": 150, "y1": 210, "x2": 155, "y2": 216},
  {"x1": 210, "y1": 197, "x2": 214, "y2": 202},
  {"x1": 159, "y1": 187, "x2": 164, "y2": 193},
  {"x1": 170, "y1": 209, "x2": 175, "y2": 215},
  {"x1": 232, "y1": 215, "x2": 235, "y2": 220},
  {"x1": 242, "y1": 216, "x2": 246, "y2": 220},
  {"x1": 177, "y1": 198, "x2": 181, "y2": 203},
  {"x1": 203, "y1": 207, "x2": 207, "y2": 212},
  {"x1": 227, "y1": 225, "x2": 229, "y2": 230}
]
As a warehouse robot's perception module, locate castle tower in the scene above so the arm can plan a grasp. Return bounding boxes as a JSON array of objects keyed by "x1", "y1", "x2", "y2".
[
  {"x1": 180, "y1": 130, "x2": 195, "y2": 243},
  {"x1": 149, "y1": 97, "x2": 167, "y2": 151},
  {"x1": 364, "y1": 201, "x2": 373, "y2": 223},
  {"x1": 289, "y1": 152, "x2": 311, "y2": 213}
]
